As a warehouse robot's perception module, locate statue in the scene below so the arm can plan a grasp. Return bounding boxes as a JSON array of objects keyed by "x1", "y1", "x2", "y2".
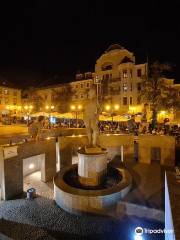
[{"x1": 83, "y1": 87, "x2": 100, "y2": 148}]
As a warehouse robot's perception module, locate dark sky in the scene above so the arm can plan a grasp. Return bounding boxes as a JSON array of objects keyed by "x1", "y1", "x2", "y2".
[{"x1": 0, "y1": 0, "x2": 179, "y2": 87}]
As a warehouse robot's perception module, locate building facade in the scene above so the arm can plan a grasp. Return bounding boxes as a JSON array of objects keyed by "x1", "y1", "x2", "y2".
[
  {"x1": 22, "y1": 44, "x2": 179, "y2": 121},
  {"x1": 0, "y1": 79, "x2": 21, "y2": 119},
  {"x1": 32, "y1": 44, "x2": 147, "y2": 114}
]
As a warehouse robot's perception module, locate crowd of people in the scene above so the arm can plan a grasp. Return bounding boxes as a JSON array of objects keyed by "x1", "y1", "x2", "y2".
[{"x1": 27, "y1": 115, "x2": 180, "y2": 141}]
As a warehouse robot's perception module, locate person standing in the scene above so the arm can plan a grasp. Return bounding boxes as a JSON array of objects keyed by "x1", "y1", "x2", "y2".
[{"x1": 28, "y1": 116, "x2": 45, "y2": 140}]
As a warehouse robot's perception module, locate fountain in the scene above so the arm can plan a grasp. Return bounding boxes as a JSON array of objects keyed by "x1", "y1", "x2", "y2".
[{"x1": 54, "y1": 88, "x2": 132, "y2": 215}]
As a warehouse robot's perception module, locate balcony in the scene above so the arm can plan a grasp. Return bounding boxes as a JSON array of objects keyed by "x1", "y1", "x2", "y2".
[{"x1": 109, "y1": 77, "x2": 121, "y2": 83}]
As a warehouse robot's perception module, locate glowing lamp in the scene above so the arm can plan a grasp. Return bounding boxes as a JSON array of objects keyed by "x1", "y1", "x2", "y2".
[{"x1": 29, "y1": 163, "x2": 35, "y2": 169}]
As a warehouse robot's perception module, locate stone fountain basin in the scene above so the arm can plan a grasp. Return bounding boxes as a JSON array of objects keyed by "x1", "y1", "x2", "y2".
[{"x1": 54, "y1": 164, "x2": 132, "y2": 215}]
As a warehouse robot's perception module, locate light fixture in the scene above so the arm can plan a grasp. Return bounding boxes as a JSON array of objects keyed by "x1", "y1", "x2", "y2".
[
  {"x1": 71, "y1": 105, "x2": 76, "y2": 110},
  {"x1": 105, "y1": 105, "x2": 111, "y2": 111},
  {"x1": 51, "y1": 106, "x2": 54, "y2": 109},
  {"x1": 114, "y1": 104, "x2": 119, "y2": 110},
  {"x1": 29, "y1": 163, "x2": 35, "y2": 169},
  {"x1": 78, "y1": 105, "x2": 82, "y2": 110},
  {"x1": 46, "y1": 105, "x2": 49, "y2": 110}
]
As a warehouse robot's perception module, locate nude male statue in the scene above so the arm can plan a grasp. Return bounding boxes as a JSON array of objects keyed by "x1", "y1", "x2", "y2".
[{"x1": 83, "y1": 87, "x2": 100, "y2": 147}]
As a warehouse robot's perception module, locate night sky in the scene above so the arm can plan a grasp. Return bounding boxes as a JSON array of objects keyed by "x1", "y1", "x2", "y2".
[{"x1": 0, "y1": 1, "x2": 179, "y2": 88}]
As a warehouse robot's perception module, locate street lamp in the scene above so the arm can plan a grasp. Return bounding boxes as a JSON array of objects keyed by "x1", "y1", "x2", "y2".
[
  {"x1": 104, "y1": 104, "x2": 120, "y2": 126},
  {"x1": 94, "y1": 75, "x2": 102, "y2": 106},
  {"x1": 70, "y1": 104, "x2": 82, "y2": 128},
  {"x1": 24, "y1": 105, "x2": 33, "y2": 123}
]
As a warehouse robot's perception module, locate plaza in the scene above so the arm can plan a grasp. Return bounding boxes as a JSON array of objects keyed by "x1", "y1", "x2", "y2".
[
  {"x1": 0, "y1": 3, "x2": 180, "y2": 239},
  {"x1": 0, "y1": 128, "x2": 178, "y2": 239}
]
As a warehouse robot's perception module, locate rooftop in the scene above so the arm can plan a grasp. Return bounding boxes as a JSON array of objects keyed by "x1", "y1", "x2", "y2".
[{"x1": 106, "y1": 44, "x2": 124, "y2": 53}]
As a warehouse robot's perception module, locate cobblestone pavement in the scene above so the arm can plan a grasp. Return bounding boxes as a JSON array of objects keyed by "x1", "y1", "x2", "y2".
[
  {"x1": 0, "y1": 169, "x2": 165, "y2": 240},
  {"x1": 0, "y1": 196, "x2": 164, "y2": 240},
  {"x1": 24, "y1": 171, "x2": 54, "y2": 199}
]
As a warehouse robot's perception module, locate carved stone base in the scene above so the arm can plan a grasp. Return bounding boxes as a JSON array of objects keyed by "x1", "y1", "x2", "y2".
[{"x1": 78, "y1": 148, "x2": 107, "y2": 187}]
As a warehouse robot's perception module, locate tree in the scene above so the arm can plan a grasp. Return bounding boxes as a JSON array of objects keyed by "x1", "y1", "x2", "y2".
[
  {"x1": 22, "y1": 87, "x2": 44, "y2": 112},
  {"x1": 51, "y1": 84, "x2": 73, "y2": 113},
  {"x1": 139, "y1": 61, "x2": 180, "y2": 128}
]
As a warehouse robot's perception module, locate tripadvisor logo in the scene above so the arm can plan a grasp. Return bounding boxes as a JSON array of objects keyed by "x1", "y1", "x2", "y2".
[{"x1": 135, "y1": 227, "x2": 143, "y2": 235}]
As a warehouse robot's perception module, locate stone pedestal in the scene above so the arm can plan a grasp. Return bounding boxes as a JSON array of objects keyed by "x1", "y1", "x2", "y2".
[{"x1": 78, "y1": 149, "x2": 107, "y2": 186}]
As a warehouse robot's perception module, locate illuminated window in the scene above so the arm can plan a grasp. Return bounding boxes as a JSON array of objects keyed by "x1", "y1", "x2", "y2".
[
  {"x1": 4, "y1": 89, "x2": 9, "y2": 95},
  {"x1": 123, "y1": 83, "x2": 128, "y2": 92},
  {"x1": 123, "y1": 97, "x2": 127, "y2": 105},
  {"x1": 137, "y1": 69, "x2": 142, "y2": 77},
  {"x1": 123, "y1": 69, "x2": 128, "y2": 78}
]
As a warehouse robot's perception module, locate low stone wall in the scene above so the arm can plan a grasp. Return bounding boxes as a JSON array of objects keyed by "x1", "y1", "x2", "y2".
[
  {"x1": 40, "y1": 128, "x2": 86, "y2": 138},
  {"x1": 58, "y1": 134, "x2": 134, "y2": 169},
  {"x1": 54, "y1": 165, "x2": 132, "y2": 215},
  {"x1": 138, "y1": 135, "x2": 175, "y2": 166}
]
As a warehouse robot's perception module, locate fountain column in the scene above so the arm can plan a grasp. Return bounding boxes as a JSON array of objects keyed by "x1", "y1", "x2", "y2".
[{"x1": 78, "y1": 148, "x2": 107, "y2": 186}]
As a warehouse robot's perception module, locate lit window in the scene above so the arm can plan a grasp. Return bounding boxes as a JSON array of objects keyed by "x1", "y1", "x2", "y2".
[
  {"x1": 4, "y1": 89, "x2": 9, "y2": 95},
  {"x1": 123, "y1": 97, "x2": 127, "y2": 105},
  {"x1": 137, "y1": 69, "x2": 142, "y2": 77},
  {"x1": 123, "y1": 69, "x2": 128, "y2": 78},
  {"x1": 123, "y1": 83, "x2": 128, "y2": 92}
]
